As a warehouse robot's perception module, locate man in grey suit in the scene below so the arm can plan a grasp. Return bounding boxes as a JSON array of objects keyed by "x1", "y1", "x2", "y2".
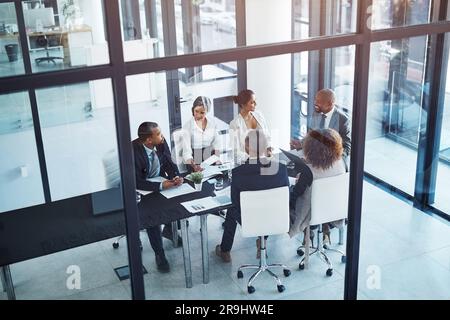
[{"x1": 291, "y1": 88, "x2": 351, "y2": 157}]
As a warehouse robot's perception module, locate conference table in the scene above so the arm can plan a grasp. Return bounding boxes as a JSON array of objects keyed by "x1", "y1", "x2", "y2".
[{"x1": 137, "y1": 173, "x2": 233, "y2": 288}]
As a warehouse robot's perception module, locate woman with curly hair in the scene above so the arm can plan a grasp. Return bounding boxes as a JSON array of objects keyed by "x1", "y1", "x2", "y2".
[{"x1": 303, "y1": 128, "x2": 347, "y2": 245}]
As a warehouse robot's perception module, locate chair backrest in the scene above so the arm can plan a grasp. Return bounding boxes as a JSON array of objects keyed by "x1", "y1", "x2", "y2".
[
  {"x1": 102, "y1": 149, "x2": 121, "y2": 189},
  {"x1": 310, "y1": 173, "x2": 349, "y2": 225},
  {"x1": 171, "y1": 129, "x2": 187, "y2": 174},
  {"x1": 240, "y1": 186, "x2": 290, "y2": 237}
]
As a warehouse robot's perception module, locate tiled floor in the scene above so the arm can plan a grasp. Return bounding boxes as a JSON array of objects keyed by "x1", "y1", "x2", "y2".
[{"x1": 1, "y1": 181, "x2": 450, "y2": 300}]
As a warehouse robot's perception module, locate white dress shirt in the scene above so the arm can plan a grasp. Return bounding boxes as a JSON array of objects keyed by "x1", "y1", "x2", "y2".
[
  {"x1": 181, "y1": 116, "x2": 220, "y2": 163},
  {"x1": 322, "y1": 106, "x2": 335, "y2": 129},
  {"x1": 229, "y1": 110, "x2": 272, "y2": 163}
]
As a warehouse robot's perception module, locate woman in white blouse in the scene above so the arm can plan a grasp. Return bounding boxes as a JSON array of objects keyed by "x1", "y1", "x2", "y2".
[
  {"x1": 229, "y1": 89, "x2": 272, "y2": 163},
  {"x1": 182, "y1": 96, "x2": 220, "y2": 172}
]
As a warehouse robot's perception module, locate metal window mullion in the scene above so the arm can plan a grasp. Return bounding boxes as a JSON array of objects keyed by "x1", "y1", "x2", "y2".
[
  {"x1": 344, "y1": 0, "x2": 372, "y2": 301},
  {"x1": 104, "y1": 0, "x2": 145, "y2": 301},
  {"x1": 414, "y1": 1, "x2": 449, "y2": 206},
  {"x1": 14, "y1": 0, "x2": 32, "y2": 74},
  {"x1": 28, "y1": 89, "x2": 51, "y2": 203},
  {"x1": 236, "y1": 0, "x2": 246, "y2": 91}
]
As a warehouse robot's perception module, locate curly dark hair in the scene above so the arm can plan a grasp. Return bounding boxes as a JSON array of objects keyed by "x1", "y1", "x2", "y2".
[{"x1": 303, "y1": 129, "x2": 343, "y2": 170}]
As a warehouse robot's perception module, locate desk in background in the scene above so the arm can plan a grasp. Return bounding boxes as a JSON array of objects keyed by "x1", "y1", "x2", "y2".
[{"x1": 27, "y1": 25, "x2": 92, "y2": 66}]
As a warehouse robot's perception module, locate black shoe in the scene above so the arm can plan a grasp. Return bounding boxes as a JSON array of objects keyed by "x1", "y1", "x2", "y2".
[
  {"x1": 162, "y1": 226, "x2": 183, "y2": 245},
  {"x1": 155, "y1": 254, "x2": 170, "y2": 273}
]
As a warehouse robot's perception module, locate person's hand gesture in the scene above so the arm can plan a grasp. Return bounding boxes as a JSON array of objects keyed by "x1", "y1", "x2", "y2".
[{"x1": 290, "y1": 139, "x2": 302, "y2": 150}]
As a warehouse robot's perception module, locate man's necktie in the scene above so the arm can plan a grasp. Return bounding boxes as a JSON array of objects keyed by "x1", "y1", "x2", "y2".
[
  {"x1": 148, "y1": 150, "x2": 161, "y2": 178},
  {"x1": 319, "y1": 114, "x2": 327, "y2": 129}
]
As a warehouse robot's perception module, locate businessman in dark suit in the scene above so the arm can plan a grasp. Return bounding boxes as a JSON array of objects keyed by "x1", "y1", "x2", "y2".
[
  {"x1": 291, "y1": 88, "x2": 351, "y2": 157},
  {"x1": 132, "y1": 122, "x2": 183, "y2": 273},
  {"x1": 215, "y1": 130, "x2": 289, "y2": 263}
]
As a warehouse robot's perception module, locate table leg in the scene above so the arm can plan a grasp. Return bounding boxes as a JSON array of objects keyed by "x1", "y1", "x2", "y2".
[
  {"x1": 0, "y1": 265, "x2": 16, "y2": 300},
  {"x1": 172, "y1": 220, "x2": 179, "y2": 247},
  {"x1": 180, "y1": 218, "x2": 192, "y2": 288},
  {"x1": 200, "y1": 214, "x2": 209, "y2": 284}
]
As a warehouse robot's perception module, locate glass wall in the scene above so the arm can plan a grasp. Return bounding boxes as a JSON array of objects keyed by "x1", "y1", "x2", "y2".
[
  {"x1": 21, "y1": 0, "x2": 109, "y2": 73},
  {"x1": 0, "y1": 2, "x2": 25, "y2": 77},
  {"x1": 36, "y1": 79, "x2": 118, "y2": 201},
  {"x1": 0, "y1": 91, "x2": 44, "y2": 213},
  {"x1": 434, "y1": 34, "x2": 450, "y2": 215},
  {"x1": 365, "y1": 36, "x2": 429, "y2": 195},
  {"x1": 371, "y1": 0, "x2": 432, "y2": 30}
]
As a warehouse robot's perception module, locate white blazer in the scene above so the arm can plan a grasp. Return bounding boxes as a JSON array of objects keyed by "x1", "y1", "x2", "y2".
[{"x1": 229, "y1": 110, "x2": 272, "y2": 163}]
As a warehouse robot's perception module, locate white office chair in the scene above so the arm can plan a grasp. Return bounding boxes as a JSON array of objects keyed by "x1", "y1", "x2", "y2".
[
  {"x1": 171, "y1": 129, "x2": 188, "y2": 174},
  {"x1": 298, "y1": 173, "x2": 349, "y2": 276},
  {"x1": 237, "y1": 186, "x2": 291, "y2": 294},
  {"x1": 101, "y1": 149, "x2": 145, "y2": 250}
]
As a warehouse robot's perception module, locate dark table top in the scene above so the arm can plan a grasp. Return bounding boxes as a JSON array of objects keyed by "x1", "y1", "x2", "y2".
[{"x1": 139, "y1": 177, "x2": 233, "y2": 227}]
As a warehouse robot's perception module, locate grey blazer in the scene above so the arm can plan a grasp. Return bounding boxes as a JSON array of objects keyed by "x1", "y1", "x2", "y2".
[{"x1": 309, "y1": 107, "x2": 351, "y2": 156}]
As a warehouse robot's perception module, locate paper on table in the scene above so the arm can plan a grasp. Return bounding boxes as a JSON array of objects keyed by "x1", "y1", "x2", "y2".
[
  {"x1": 160, "y1": 183, "x2": 196, "y2": 199},
  {"x1": 181, "y1": 197, "x2": 223, "y2": 213},
  {"x1": 136, "y1": 189, "x2": 153, "y2": 196},
  {"x1": 148, "y1": 176, "x2": 166, "y2": 183},
  {"x1": 200, "y1": 154, "x2": 220, "y2": 168},
  {"x1": 213, "y1": 186, "x2": 232, "y2": 206},
  {"x1": 288, "y1": 177, "x2": 297, "y2": 186}
]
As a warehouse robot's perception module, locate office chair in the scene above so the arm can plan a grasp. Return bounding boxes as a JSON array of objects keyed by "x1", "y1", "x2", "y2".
[
  {"x1": 297, "y1": 173, "x2": 349, "y2": 276},
  {"x1": 34, "y1": 35, "x2": 63, "y2": 65},
  {"x1": 101, "y1": 149, "x2": 146, "y2": 250},
  {"x1": 237, "y1": 186, "x2": 291, "y2": 294}
]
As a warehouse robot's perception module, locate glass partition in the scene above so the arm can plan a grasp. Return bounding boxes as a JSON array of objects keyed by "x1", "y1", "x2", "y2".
[{"x1": 0, "y1": 2, "x2": 25, "y2": 78}]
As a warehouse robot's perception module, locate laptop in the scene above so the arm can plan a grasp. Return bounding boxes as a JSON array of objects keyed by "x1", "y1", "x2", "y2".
[{"x1": 279, "y1": 149, "x2": 306, "y2": 171}]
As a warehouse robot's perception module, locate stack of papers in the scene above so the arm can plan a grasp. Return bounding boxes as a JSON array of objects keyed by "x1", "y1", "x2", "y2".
[
  {"x1": 160, "y1": 183, "x2": 197, "y2": 199},
  {"x1": 181, "y1": 193, "x2": 232, "y2": 213}
]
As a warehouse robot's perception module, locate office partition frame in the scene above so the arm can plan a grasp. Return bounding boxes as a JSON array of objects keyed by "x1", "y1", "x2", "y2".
[{"x1": 1, "y1": 0, "x2": 450, "y2": 300}]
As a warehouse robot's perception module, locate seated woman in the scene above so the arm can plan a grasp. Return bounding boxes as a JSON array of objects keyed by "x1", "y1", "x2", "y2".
[
  {"x1": 181, "y1": 96, "x2": 220, "y2": 172},
  {"x1": 229, "y1": 89, "x2": 272, "y2": 164},
  {"x1": 288, "y1": 128, "x2": 346, "y2": 246}
]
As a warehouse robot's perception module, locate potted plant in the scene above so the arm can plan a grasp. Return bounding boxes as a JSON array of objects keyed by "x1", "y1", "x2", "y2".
[
  {"x1": 190, "y1": 172, "x2": 203, "y2": 191},
  {"x1": 62, "y1": 0, "x2": 81, "y2": 29}
]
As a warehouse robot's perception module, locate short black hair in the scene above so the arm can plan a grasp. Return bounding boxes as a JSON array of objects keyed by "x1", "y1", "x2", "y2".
[{"x1": 137, "y1": 122, "x2": 159, "y2": 142}]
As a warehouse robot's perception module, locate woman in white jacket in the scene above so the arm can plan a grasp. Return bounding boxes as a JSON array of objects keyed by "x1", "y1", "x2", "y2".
[{"x1": 229, "y1": 89, "x2": 272, "y2": 163}]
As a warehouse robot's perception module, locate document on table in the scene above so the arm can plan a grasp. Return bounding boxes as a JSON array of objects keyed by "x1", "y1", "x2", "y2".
[
  {"x1": 200, "y1": 155, "x2": 220, "y2": 168},
  {"x1": 137, "y1": 177, "x2": 167, "y2": 195},
  {"x1": 160, "y1": 183, "x2": 196, "y2": 199},
  {"x1": 181, "y1": 197, "x2": 224, "y2": 213}
]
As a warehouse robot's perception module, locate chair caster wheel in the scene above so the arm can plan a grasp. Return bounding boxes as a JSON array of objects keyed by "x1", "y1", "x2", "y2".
[
  {"x1": 299, "y1": 263, "x2": 305, "y2": 270},
  {"x1": 297, "y1": 248, "x2": 304, "y2": 257},
  {"x1": 113, "y1": 242, "x2": 119, "y2": 249},
  {"x1": 247, "y1": 286, "x2": 255, "y2": 294},
  {"x1": 341, "y1": 255, "x2": 346, "y2": 263},
  {"x1": 277, "y1": 285, "x2": 285, "y2": 293},
  {"x1": 237, "y1": 270, "x2": 243, "y2": 279},
  {"x1": 326, "y1": 268, "x2": 333, "y2": 277},
  {"x1": 283, "y1": 269, "x2": 291, "y2": 277}
]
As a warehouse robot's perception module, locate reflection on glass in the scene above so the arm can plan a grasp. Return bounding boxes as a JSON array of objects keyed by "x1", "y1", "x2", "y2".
[
  {"x1": 434, "y1": 36, "x2": 450, "y2": 215},
  {"x1": 0, "y1": 2, "x2": 25, "y2": 78},
  {"x1": 292, "y1": 45, "x2": 355, "y2": 140},
  {"x1": 121, "y1": 0, "x2": 164, "y2": 61},
  {"x1": 36, "y1": 79, "x2": 117, "y2": 201},
  {"x1": 293, "y1": 0, "x2": 357, "y2": 40},
  {"x1": 371, "y1": 0, "x2": 432, "y2": 30},
  {"x1": 21, "y1": 0, "x2": 109, "y2": 73},
  {"x1": 0, "y1": 91, "x2": 45, "y2": 213},
  {"x1": 365, "y1": 37, "x2": 428, "y2": 195}
]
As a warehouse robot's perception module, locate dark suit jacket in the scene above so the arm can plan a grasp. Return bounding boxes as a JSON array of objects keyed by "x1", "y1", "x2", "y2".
[
  {"x1": 132, "y1": 138, "x2": 179, "y2": 192},
  {"x1": 309, "y1": 107, "x2": 351, "y2": 156},
  {"x1": 230, "y1": 159, "x2": 289, "y2": 222}
]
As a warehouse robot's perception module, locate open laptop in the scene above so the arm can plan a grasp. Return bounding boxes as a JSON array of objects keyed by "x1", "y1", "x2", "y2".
[{"x1": 280, "y1": 149, "x2": 306, "y2": 171}]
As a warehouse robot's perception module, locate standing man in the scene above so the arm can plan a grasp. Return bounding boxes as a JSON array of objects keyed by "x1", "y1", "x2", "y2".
[
  {"x1": 291, "y1": 89, "x2": 351, "y2": 158},
  {"x1": 132, "y1": 122, "x2": 183, "y2": 273}
]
